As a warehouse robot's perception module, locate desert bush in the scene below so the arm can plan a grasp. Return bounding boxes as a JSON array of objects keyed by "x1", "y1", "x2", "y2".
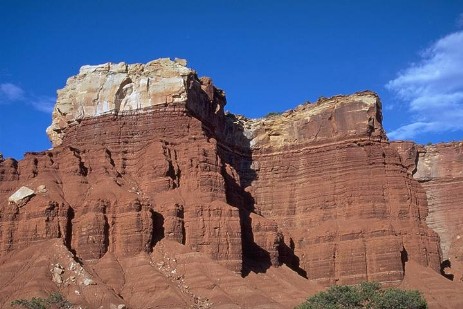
[
  {"x1": 296, "y1": 281, "x2": 427, "y2": 309},
  {"x1": 11, "y1": 292, "x2": 72, "y2": 309},
  {"x1": 374, "y1": 288, "x2": 427, "y2": 309}
]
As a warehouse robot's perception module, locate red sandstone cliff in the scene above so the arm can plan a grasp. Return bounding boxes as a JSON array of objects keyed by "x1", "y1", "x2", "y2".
[
  {"x1": 0, "y1": 58, "x2": 461, "y2": 308},
  {"x1": 243, "y1": 93, "x2": 441, "y2": 286},
  {"x1": 393, "y1": 141, "x2": 463, "y2": 285}
]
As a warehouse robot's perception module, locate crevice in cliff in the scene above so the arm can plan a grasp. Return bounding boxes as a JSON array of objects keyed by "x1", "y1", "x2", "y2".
[
  {"x1": 239, "y1": 209, "x2": 272, "y2": 277},
  {"x1": 104, "y1": 148, "x2": 116, "y2": 168},
  {"x1": 65, "y1": 206, "x2": 76, "y2": 256},
  {"x1": 32, "y1": 158, "x2": 38, "y2": 178},
  {"x1": 177, "y1": 205, "x2": 186, "y2": 245},
  {"x1": 367, "y1": 97, "x2": 385, "y2": 139},
  {"x1": 165, "y1": 161, "x2": 179, "y2": 189},
  {"x1": 196, "y1": 97, "x2": 311, "y2": 278},
  {"x1": 69, "y1": 147, "x2": 88, "y2": 176},
  {"x1": 163, "y1": 144, "x2": 181, "y2": 189},
  {"x1": 440, "y1": 259, "x2": 455, "y2": 281},
  {"x1": 103, "y1": 213, "x2": 110, "y2": 257},
  {"x1": 151, "y1": 210, "x2": 165, "y2": 248},
  {"x1": 401, "y1": 246, "x2": 408, "y2": 276},
  {"x1": 186, "y1": 81, "x2": 276, "y2": 276},
  {"x1": 114, "y1": 78, "x2": 133, "y2": 114},
  {"x1": 218, "y1": 150, "x2": 274, "y2": 277},
  {"x1": 278, "y1": 237, "x2": 308, "y2": 278}
]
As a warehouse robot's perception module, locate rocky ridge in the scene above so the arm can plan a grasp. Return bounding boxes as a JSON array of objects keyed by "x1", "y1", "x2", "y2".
[{"x1": 0, "y1": 58, "x2": 462, "y2": 308}]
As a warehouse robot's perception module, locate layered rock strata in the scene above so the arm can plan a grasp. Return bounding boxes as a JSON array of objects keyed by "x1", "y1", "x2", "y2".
[
  {"x1": 1, "y1": 59, "x2": 242, "y2": 273},
  {"x1": 393, "y1": 141, "x2": 463, "y2": 282},
  {"x1": 415, "y1": 143, "x2": 463, "y2": 260},
  {"x1": 241, "y1": 93, "x2": 441, "y2": 285},
  {"x1": 0, "y1": 58, "x2": 458, "y2": 307}
]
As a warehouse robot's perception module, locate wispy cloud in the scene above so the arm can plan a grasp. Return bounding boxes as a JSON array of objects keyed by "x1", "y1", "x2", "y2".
[
  {"x1": 0, "y1": 83, "x2": 25, "y2": 101},
  {"x1": 0, "y1": 82, "x2": 54, "y2": 113},
  {"x1": 30, "y1": 96, "x2": 55, "y2": 113},
  {"x1": 386, "y1": 30, "x2": 463, "y2": 140}
]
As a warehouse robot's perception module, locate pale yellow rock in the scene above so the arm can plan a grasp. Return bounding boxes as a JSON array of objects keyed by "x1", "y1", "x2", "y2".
[
  {"x1": 174, "y1": 58, "x2": 187, "y2": 66},
  {"x1": 52, "y1": 272, "x2": 63, "y2": 284},
  {"x1": 83, "y1": 278, "x2": 96, "y2": 286},
  {"x1": 47, "y1": 58, "x2": 195, "y2": 147},
  {"x1": 36, "y1": 184, "x2": 47, "y2": 193},
  {"x1": 8, "y1": 186, "x2": 35, "y2": 205},
  {"x1": 238, "y1": 91, "x2": 384, "y2": 149}
]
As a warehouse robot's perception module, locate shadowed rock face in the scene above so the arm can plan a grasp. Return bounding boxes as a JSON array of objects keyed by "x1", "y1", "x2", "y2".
[{"x1": 0, "y1": 58, "x2": 461, "y2": 308}]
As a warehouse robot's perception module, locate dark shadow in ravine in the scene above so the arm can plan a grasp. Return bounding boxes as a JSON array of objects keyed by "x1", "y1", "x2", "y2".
[
  {"x1": 278, "y1": 238, "x2": 308, "y2": 278},
  {"x1": 213, "y1": 112, "x2": 277, "y2": 277},
  {"x1": 440, "y1": 259, "x2": 455, "y2": 281},
  {"x1": 187, "y1": 83, "x2": 307, "y2": 278},
  {"x1": 65, "y1": 205, "x2": 76, "y2": 255},
  {"x1": 401, "y1": 246, "x2": 408, "y2": 275},
  {"x1": 151, "y1": 210, "x2": 165, "y2": 248}
]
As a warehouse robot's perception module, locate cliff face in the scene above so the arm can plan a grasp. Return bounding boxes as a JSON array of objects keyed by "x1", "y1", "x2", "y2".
[
  {"x1": 242, "y1": 93, "x2": 441, "y2": 285},
  {"x1": 393, "y1": 141, "x2": 463, "y2": 282},
  {"x1": 2, "y1": 58, "x2": 242, "y2": 267},
  {"x1": 0, "y1": 59, "x2": 461, "y2": 308},
  {"x1": 415, "y1": 143, "x2": 463, "y2": 261}
]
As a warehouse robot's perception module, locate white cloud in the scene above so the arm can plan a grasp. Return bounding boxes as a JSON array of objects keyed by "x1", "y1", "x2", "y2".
[
  {"x1": 0, "y1": 82, "x2": 54, "y2": 113},
  {"x1": 30, "y1": 96, "x2": 55, "y2": 113},
  {"x1": 0, "y1": 83, "x2": 25, "y2": 101},
  {"x1": 386, "y1": 30, "x2": 463, "y2": 140}
]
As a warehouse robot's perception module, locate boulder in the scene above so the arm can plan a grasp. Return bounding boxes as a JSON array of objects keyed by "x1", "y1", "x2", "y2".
[
  {"x1": 36, "y1": 184, "x2": 47, "y2": 193},
  {"x1": 8, "y1": 186, "x2": 35, "y2": 205}
]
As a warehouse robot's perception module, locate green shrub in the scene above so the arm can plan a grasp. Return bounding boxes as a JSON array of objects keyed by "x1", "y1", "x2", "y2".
[
  {"x1": 375, "y1": 288, "x2": 427, "y2": 309},
  {"x1": 11, "y1": 297, "x2": 48, "y2": 309},
  {"x1": 11, "y1": 292, "x2": 72, "y2": 309},
  {"x1": 296, "y1": 281, "x2": 427, "y2": 309}
]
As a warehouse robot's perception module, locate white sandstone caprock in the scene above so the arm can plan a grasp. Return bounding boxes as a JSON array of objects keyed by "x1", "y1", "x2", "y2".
[{"x1": 46, "y1": 58, "x2": 194, "y2": 147}]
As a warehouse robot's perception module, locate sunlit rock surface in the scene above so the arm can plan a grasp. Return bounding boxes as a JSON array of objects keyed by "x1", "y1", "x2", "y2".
[{"x1": 0, "y1": 59, "x2": 461, "y2": 308}]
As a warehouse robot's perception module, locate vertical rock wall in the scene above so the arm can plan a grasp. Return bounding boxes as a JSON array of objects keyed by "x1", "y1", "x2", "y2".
[
  {"x1": 244, "y1": 93, "x2": 441, "y2": 285},
  {"x1": 414, "y1": 143, "x2": 463, "y2": 260},
  {"x1": 394, "y1": 141, "x2": 463, "y2": 281}
]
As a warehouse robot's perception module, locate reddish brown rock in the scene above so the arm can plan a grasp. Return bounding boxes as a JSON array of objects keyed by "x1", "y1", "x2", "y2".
[
  {"x1": 244, "y1": 93, "x2": 440, "y2": 285},
  {"x1": 394, "y1": 141, "x2": 463, "y2": 283},
  {"x1": 0, "y1": 59, "x2": 462, "y2": 308},
  {"x1": 1, "y1": 60, "x2": 242, "y2": 273},
  {"x1": 415, "y1": 143, "x2": 463, "y2": 259}
]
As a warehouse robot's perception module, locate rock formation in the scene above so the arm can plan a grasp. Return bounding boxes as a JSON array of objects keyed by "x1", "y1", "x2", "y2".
[
  {"x1": 0, "y1": 58, "x2": 462, "y2": 308},
  {"x1": 393, "y1": 141, "x2": 463, "y2": 283},
  {"x1": 241, "y1": 93, "x2": 442, "y2": 286}
]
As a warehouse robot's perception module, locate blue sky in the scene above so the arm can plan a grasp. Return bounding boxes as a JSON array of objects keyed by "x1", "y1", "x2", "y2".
[{"x1": 1, "y1": 1, "x2": 463, "y2": 159}]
